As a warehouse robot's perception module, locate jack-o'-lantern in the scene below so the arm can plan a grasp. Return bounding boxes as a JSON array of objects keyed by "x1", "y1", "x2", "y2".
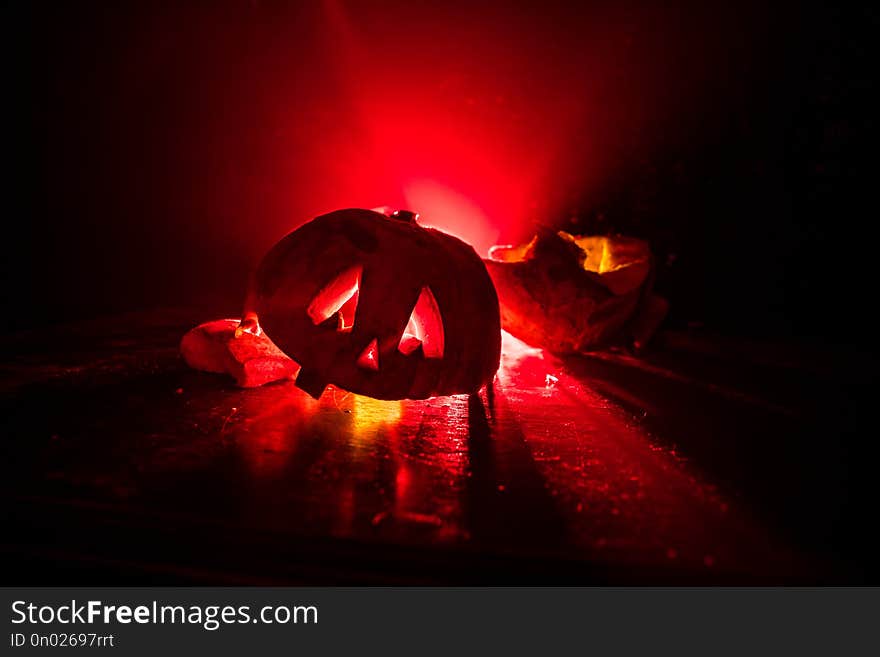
[
  {"x1": 485, "y1": 229, "x2": 664, "y2": 352},
  {"x1": 243, "y1": 208, "x2": 501, "y2": 400}
]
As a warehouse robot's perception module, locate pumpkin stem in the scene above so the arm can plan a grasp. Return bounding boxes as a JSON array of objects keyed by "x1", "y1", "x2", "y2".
[{"x1": 390, "y1": 209, "x2": 419, "y2": 224}]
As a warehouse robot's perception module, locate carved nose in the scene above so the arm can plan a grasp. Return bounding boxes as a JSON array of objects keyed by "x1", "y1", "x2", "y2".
[{"x1": 356, "y1": 338, "x2": 380, "y2": 371}]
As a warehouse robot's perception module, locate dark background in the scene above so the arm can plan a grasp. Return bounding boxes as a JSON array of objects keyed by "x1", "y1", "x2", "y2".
[{"x1": 6, "y1": 0, "x2": 879, "y2": 344}]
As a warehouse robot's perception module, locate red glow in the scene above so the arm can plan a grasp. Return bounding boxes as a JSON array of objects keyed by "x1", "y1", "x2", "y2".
[
  {"x1": 403, "y1": 182, "x2": 498, "y2": 255},
  {"x1": 77, "y1": 3, "x2": 775, "y2": 299},
  {"x1": 265, "y1": 0, "x2": 626, "y2": 254}
]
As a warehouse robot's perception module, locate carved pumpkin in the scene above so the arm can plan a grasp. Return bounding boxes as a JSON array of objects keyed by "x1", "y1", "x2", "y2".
[
  {"x1": 244, "y1": 208, "x2": 501, "y2": 400},
  {"x1": 485, "y1": 230, "x2": 660, "y2": 352}
]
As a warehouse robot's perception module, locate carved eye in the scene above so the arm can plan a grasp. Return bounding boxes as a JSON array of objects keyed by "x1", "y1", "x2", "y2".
[
  {"x1": 307, "y1": 265, "x2": 361, "y2": 332},
  {"x1": 307, "y1": 267, "x2": 444, "y2": 373},
  {"x1": 397, "y1": 286, "x2": 444, "y2": 359}
]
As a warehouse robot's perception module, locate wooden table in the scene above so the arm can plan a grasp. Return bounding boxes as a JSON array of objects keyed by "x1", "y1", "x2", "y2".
[{"x1": 1, "y1": 309, "x2": 869, "y2": 583}]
